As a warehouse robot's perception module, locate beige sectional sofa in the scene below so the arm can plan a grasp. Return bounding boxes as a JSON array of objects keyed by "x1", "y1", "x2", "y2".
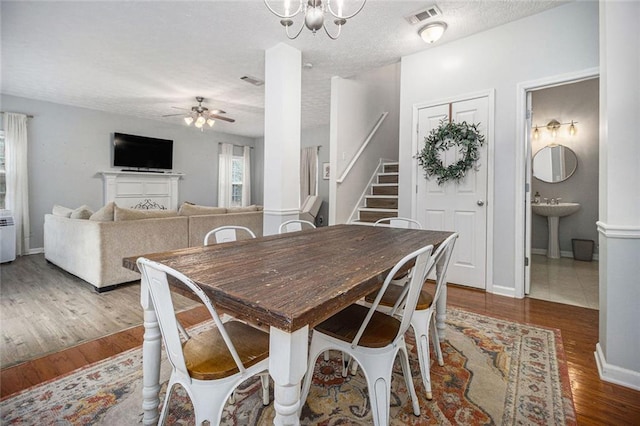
[{"x1": 44, "y1": 202, "x2": 263, "y2": 291}]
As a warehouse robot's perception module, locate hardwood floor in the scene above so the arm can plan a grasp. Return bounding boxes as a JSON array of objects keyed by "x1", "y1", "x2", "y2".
[
  {"x1": 1, "y1": 267, "x2": 639, "y2": 424},
  {"x1": 0, "y1": 254, "x2": 199, "y2": 367}
]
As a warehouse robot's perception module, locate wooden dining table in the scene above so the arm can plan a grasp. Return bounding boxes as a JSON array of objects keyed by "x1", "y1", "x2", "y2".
[{"x1": 123, "y1": 224, "x2": 453, "y2": 426}]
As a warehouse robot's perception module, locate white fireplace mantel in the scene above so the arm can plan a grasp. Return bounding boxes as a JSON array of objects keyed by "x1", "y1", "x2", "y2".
[{"x1": 100, "y1": 171, "x2": 184, "y2": 210}]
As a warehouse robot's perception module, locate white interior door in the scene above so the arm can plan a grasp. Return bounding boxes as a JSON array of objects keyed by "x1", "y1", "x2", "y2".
[
  {"x1": 524, "y1": 91, "x2": 533, "y2": 294},
  {"x1": 415, "y1": 97, "x2": 489, "y2": 289}
]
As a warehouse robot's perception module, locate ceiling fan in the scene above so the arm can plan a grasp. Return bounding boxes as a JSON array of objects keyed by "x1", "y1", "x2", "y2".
[{"x1": 163, "y1": 96, "x2": 235, "y2": 130}]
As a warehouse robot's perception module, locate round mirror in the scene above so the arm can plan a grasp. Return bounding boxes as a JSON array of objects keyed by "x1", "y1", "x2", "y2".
[{"x1": 532, "y1": 145, "x2": 578, "y2": 183}]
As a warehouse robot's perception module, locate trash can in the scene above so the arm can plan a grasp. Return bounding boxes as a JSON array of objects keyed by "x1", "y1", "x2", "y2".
[{"x1": 572, "y1": 239, "x2": 594, "y2": 261}]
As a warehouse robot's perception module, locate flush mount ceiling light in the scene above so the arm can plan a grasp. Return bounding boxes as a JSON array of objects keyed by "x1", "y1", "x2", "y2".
[
  {"x1": 264, "y1": 0, "x2": 367, "y2": 40},
  {"x1": 419, "y1": 21, "x2": 447, "y2": 44}
]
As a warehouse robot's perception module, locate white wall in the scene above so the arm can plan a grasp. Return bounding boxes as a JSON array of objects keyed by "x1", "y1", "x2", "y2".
[
  {"x1": 1, "y1": 94, "x2": 260, "y2": 250},
  {"x1": 399, "y1": 1, "x2": 598, "y2": 294},
  {"x1": 596, "y1": 0, "x2": 640, "y2": 390},
  {"x1": 330, "y1": 62, "x2": 400, "y2": 224},
  {"x1": 531, "y1": 78, "x2": 600, "y2": 255}
]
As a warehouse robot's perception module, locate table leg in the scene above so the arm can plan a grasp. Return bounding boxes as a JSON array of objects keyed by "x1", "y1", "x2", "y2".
[
  {"x1": 141, "y1": 277, "x2": 162, "y2": 425},
  {"x1": 435, "y1": 262, "x2": 447, "y2": 342},
  {"x1": 269, "y1": 326, "x2": 309, "y2": 426}
]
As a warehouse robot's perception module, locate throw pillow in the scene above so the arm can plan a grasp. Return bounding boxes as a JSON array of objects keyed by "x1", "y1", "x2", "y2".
[
  {"x1": 70, "y1": 205, "x2": 94, "y2": 220},
  {"x1": 52, "y1": 204, "x2": 74, "y2": 218},
  {"x1": 178, "y1": 203, "x2": 227, "y2": 216},
  {"x1": 114, "y1": 205, "x2": 178, "y2": 221},
  {"x1": 89, "y1": 202, "x2": 116, "y2": 221},
  {"x1": 227, "y1": 205, "x2": 259, "y2": 213}
]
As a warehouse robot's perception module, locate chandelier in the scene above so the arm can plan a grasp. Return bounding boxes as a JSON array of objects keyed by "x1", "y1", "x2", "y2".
[{"x1": 264, "y1": 0, "x2": 367, "y2": 40}]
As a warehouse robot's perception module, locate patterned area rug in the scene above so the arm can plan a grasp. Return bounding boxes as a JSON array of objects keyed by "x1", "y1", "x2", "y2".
[{"x1": 0, "y1": 308, "x2": 576, "y2": 425}]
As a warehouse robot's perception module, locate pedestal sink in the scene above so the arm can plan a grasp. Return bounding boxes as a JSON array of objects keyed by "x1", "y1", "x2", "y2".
[{"x1": 532, "y1": 202, "x2": 580, "y2": 258}]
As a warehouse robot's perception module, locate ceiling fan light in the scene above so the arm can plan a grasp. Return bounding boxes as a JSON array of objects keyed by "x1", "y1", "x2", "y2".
[
  {"x1": 419, "y1": 22, "x2": 447, "y2": 44},
  {"x1": 207, "y1": 118, "x2": 215, "y2": 127},
  {"x1": 184, "y1": 116, "x2": 194, "y2": 125},
  {"x1": 195, "y1": 115, "x2": 206, "y2": 128}
]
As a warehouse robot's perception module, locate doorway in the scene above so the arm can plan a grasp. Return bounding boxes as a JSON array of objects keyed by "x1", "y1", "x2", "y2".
[{"x1": 520, "y1": 73, "x2": 600, "y2": 308}]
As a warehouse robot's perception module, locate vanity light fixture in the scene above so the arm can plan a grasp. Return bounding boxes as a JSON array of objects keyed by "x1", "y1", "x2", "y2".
[
  {"x1": 419, "y1": 21, "x2": 447, "y2": 43},
  {"x1": 532, "y1": 119, "x2": 578, "y2": 139}
]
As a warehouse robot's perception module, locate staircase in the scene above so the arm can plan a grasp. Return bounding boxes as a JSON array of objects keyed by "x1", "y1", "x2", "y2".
[{"x1": 356, "y1": 162, "x2": 399, "y2": 223}]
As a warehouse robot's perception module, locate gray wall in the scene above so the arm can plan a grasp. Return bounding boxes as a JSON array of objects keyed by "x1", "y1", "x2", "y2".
[
  {"x1": 531, "y1": 78, "x2": 599, "y2": 255},
  {"x1": 1, "y1": 94, "x2": 261, "y2": 249},
  {"x1": 255, "y1": 125, "x2": 331, "y2": 226},
  {"x1": 301, "y1": 125, "x2": 330, "y2": 226}
]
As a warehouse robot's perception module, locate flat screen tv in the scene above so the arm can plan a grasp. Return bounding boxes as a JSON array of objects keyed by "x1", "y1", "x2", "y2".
[{"x1": 113, "y1": 132, "x2": 173, "y2": 171}]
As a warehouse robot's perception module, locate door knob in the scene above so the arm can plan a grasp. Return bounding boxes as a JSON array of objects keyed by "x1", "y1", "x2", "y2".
[{"x1": 477, "y1": 200, "x2": 485, "y2": 206}]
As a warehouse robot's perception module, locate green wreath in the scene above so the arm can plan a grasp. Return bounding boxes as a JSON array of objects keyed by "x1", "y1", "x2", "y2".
[{"x1": 417, "y1": 119, "x2": 485, "y2": 185}]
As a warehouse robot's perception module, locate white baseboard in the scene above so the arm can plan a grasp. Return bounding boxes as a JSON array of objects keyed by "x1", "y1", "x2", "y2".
[
  {"x1": 27, "y1": 247, "x2": 44, "y2": 255},
  {"x1": 595, "y1": 343, "x2": 640, "y2": 391},
  {"x1": 531, "y1": 247, "x2": 599, "y2": 261},
  {"x1": 490, "y1": 284, "x2": 517, "y2": 298}
]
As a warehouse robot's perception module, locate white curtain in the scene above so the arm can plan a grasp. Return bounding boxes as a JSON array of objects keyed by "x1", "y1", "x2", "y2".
[
  {"x1": 242, "y1": 146, "x2": 251, "y2": 207},
  {"x1": 3, "y1": 113, "x2": 30, "y2": 255},
  {"x1": 217, "y1": 143, "x2": 233, "y2": 207},
  {"x1": 300, "y1": 146, "x2": 318, "y2": 204}
]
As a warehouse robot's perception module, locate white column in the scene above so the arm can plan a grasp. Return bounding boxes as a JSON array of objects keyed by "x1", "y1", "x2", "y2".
[
  {"x1": 263, "y1": 43, "x2": 302, "y2": 235},
  {"x1": 595, "y1": 0, "x2": 640, "y2": 391}
]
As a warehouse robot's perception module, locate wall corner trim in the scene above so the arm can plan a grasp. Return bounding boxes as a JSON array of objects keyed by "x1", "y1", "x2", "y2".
[{"x1": 595, "y1": 343, "x2": 640, "y2": 391}]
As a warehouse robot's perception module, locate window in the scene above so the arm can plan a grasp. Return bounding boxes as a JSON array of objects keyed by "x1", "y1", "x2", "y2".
[
  {"x1": 0, "y1": 130, "x2": 5, "y2": 209},
  {"x1": 231, "y1": 156, "x2": 244, "y2": 207}
]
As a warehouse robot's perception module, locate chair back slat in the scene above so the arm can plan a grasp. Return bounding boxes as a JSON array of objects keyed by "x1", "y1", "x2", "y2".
[
  {"x1": 350, "y1": 244, "x2": 434, "y2": 349},
  {"x1": 374, "y1": 217, "x2": 423, "y2": 229},
  {"x1": 137, "y1": 258, "x2": 249, "y2": 377},
  {"x1": 430, "y1": 233, "x2": 458, "y2": 306},
  {"x1": 204, "y1": 225, "x2": 256, "y2": 245},
  {"x1": 278, "y1": 219, "x2": 316, "y2": 234}
]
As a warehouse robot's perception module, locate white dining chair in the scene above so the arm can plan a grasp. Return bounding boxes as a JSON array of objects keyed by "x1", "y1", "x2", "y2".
[
  {"x1": 204, "y1": 225, "x2": 256, "y2": 245},
  {"x1": 373, "y1": 217, "x2": 423, "y2": 229},
  {"x1": 300, "y1": 244, "x2": 435, "y2": 426},
  {"x1": 278, "y1": 219, "x2": 316, "y2": 234},
  {"x1": 136, "y1": 258, "x2": 270, "y2": 425},
  {"x1": 365, "y1": 232, "x2": 458, "y2": 399}
]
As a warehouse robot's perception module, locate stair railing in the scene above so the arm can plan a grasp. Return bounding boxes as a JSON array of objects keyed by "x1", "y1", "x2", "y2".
[{"x1": 336, "y1": 112, "x2": 388, "y2": 184}]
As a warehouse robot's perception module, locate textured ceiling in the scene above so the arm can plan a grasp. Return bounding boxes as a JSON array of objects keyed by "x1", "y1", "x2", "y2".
[{"x1": 1, "y1": 1, "x2": 566, "y2": 138}]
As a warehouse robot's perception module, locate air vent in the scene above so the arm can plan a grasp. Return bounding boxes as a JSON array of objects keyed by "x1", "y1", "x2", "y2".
[
  {"x1": 240, "y1": 75, "x2": 264, "y2": 86},
  {"x1": 405, "y1": 5, "x2": 442, "y2": 25}
]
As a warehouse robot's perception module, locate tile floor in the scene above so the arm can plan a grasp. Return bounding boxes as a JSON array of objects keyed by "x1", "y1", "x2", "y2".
[{"x1": 528, "y1": 254, "x2": 599, "y2": 309}]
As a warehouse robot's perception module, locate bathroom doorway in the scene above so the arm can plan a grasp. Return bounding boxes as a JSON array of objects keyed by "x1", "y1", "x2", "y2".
[{"x1": 525, "y1": 77, "x2": 600, "y2": 309}]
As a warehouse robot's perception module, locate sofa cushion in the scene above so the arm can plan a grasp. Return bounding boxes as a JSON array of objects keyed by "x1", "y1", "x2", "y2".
[
  {"x1": 114, "y1": 205, "x2": 179, "y2": 221},
  {"x1": 52, "y1": 204, "x2": 74, "y2": 218},
  {"x1": 70, "y1": 205, "x2": 94, "y2": 220},
  {"x1": 227, "y1": 205, "x2": 259, "y2": 213},
  {"x1": 90, "y1": 202, "x2": 116, "y2": 221},
  {"x1": 178, "y1": 203, "x2": 227, "y2": 216}
]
